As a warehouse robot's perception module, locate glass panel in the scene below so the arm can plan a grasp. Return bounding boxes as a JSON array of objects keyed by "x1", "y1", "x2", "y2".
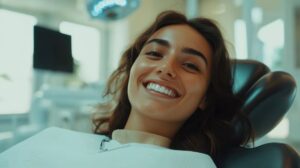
[
  {"x1": 0, "y1": 9, "x2": 37, "y2": 114},
  {"x1": 59, "y1": 21, "x2": 101, "y2": 83}
]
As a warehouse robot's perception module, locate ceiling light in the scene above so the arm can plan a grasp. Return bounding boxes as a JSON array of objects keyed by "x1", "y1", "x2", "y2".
[{"x1": 86, "y1": 0, "x2": 140, "y2": 21}]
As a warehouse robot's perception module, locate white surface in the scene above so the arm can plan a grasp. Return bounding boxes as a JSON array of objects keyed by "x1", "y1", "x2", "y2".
[{"x1": 0, "y1": 127, "x2": 216, "y2": 168}]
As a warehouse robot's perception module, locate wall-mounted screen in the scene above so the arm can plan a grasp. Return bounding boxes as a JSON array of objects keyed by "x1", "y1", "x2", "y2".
[{"x1": 33, "y1": 25, "x2": 74, "y2": 73}]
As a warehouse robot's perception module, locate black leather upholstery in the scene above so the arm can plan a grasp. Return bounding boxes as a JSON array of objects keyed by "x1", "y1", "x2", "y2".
[
  {"x1": 217, "y1": 59, "x2": 300, "y2": 168},
  {"x1": 219, "y1": 143, "x2": 300, "y2": 168}
]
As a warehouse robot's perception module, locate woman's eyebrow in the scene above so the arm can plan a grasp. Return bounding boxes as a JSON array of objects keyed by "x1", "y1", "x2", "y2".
[
  {"x1": 145, "y1": 38, "x2": 170, "y2": 47},
  {"x1": 145, "y1": 38, "x2": 208, "y2": 66},
  {"x1": 181, "y1": 48, "x2": 208, "y2": 66}
]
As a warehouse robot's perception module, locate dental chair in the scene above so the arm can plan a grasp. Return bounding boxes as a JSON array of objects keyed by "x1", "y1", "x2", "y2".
[{"x1": 216, "y1": 59, "x2": 300, "y2": 168}]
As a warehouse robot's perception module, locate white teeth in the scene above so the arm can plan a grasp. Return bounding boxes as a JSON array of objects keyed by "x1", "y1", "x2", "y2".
[{"x1": 146, "y1": 82, "x2": 176, "y2": 97}]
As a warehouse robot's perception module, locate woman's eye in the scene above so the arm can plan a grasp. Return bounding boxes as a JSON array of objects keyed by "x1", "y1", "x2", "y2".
[
  {"x1": 183, "y1": 63, "x2": 200, "y2": 72},
  {"x1": 145, "y1": 51, "x2": 162, "y2": 58}
]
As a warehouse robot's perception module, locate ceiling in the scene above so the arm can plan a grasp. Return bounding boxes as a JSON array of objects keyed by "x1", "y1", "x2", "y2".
[
  {"x1": 0, "y1": 0, "x2": 89, "y2": 24},
  {"x1": 0, "y1": 0, "x2": 299, "y2": 28}
]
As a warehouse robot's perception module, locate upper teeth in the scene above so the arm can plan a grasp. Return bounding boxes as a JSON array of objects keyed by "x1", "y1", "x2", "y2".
[{"x1": 146, "y1": 82, "x2": 176, "y2": 97}]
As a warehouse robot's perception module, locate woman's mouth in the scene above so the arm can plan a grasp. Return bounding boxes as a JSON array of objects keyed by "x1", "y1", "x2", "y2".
[{"x1": 143, "y1": 81, "x2": 180, "y2": 98}]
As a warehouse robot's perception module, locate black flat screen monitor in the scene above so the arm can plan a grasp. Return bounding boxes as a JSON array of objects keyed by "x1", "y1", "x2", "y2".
[{"x1": 33, "y1": 25, "x2": 74, "y2": 73}]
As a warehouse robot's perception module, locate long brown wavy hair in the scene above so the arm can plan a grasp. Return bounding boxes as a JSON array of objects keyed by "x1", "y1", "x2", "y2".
[{"x1": 93, "y1": 10, "x2": 253, "y2": 158}]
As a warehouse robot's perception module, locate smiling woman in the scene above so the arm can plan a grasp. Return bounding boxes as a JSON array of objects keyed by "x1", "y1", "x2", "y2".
[
  {"x1": 126, "y1": 24, "x2": 211, "y2": 138},
  {"x1": 93, "y1": 10, "x2": 253, "y2": 166},
  {"x1": 0, "y1": 10, "x2": 254, "y2": 168}
]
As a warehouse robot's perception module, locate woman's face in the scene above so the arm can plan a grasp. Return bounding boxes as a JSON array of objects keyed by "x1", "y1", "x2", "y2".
[{"x1": 127, "y1": 24, "x2": 212, "y2": 124}]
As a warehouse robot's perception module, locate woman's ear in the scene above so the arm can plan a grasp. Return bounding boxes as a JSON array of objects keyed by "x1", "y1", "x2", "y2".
[{"x1": 198, "y1": 97, "x2": 206, "y2": 110}]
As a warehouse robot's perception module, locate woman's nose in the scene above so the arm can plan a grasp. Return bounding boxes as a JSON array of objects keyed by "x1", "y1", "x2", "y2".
[{"x1": 157, "y1": 58, "x2": 177, "y2": 79}]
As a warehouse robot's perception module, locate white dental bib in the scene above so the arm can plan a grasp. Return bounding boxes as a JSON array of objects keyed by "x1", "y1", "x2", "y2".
[{"x1": 0, "y1": 127, "x2": 216, "y2": 168}]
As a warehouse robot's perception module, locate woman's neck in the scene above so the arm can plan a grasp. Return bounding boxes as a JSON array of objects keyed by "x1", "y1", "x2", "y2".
[{"x1": 124, "y1": 110, "x2": 183, "y2": 140}]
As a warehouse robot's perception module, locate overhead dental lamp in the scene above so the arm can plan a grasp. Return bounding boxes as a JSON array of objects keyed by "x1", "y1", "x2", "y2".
[{"x1": 86, "y1": 0, "x2": 140, "y2": 21}]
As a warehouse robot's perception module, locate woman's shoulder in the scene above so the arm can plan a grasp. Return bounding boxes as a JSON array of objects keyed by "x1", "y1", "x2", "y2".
[
  {"x1": 29, "y1": 127, "x2": 110, "y2": 143},
  {"x1": 39, "y1": 127, "x2": 108, "y2": 139},
  {"x1": 121, "y1": 143, "x2": 216, "y2": 168},
  {"x1": 0, "y1": 128, "x2": 216, "y2": 168},
  {"x1": 1, "y1": 127, "x2": 108, "y2": 156}
]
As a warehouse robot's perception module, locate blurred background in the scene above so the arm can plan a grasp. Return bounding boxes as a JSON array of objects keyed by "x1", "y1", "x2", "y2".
[{"x1": 0, "y1": 0, "x2": 299, "y2": 153}]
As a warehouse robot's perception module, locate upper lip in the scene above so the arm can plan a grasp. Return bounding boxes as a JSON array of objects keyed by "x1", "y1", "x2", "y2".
[{"x1": 142, "y1": 80, "x2": 181, "y2": 97}]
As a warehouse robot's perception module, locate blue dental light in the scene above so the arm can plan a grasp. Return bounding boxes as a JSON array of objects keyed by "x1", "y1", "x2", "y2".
[{"x1": 86, "y1": 0, "x2": 140, "y2": 21}]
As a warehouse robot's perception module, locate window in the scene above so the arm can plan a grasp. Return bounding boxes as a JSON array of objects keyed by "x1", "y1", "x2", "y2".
[
  {"x1": 59, "y1": 21, "x2": 101, "y2": 83},
  {"x1": 0, "y1": 9, "x2": 37, "y2": 114}
]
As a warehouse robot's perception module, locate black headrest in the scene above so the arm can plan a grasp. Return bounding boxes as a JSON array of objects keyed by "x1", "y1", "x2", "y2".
[
  {"x1": 232, "y1": 59, "x2": 270, "y2": 97},
  {"x1": 230, "y1": 59, "x2": 297, "y2": 144},
  {"x1": 219, "y1": 142, "x2": 300, "y2": 168}
]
